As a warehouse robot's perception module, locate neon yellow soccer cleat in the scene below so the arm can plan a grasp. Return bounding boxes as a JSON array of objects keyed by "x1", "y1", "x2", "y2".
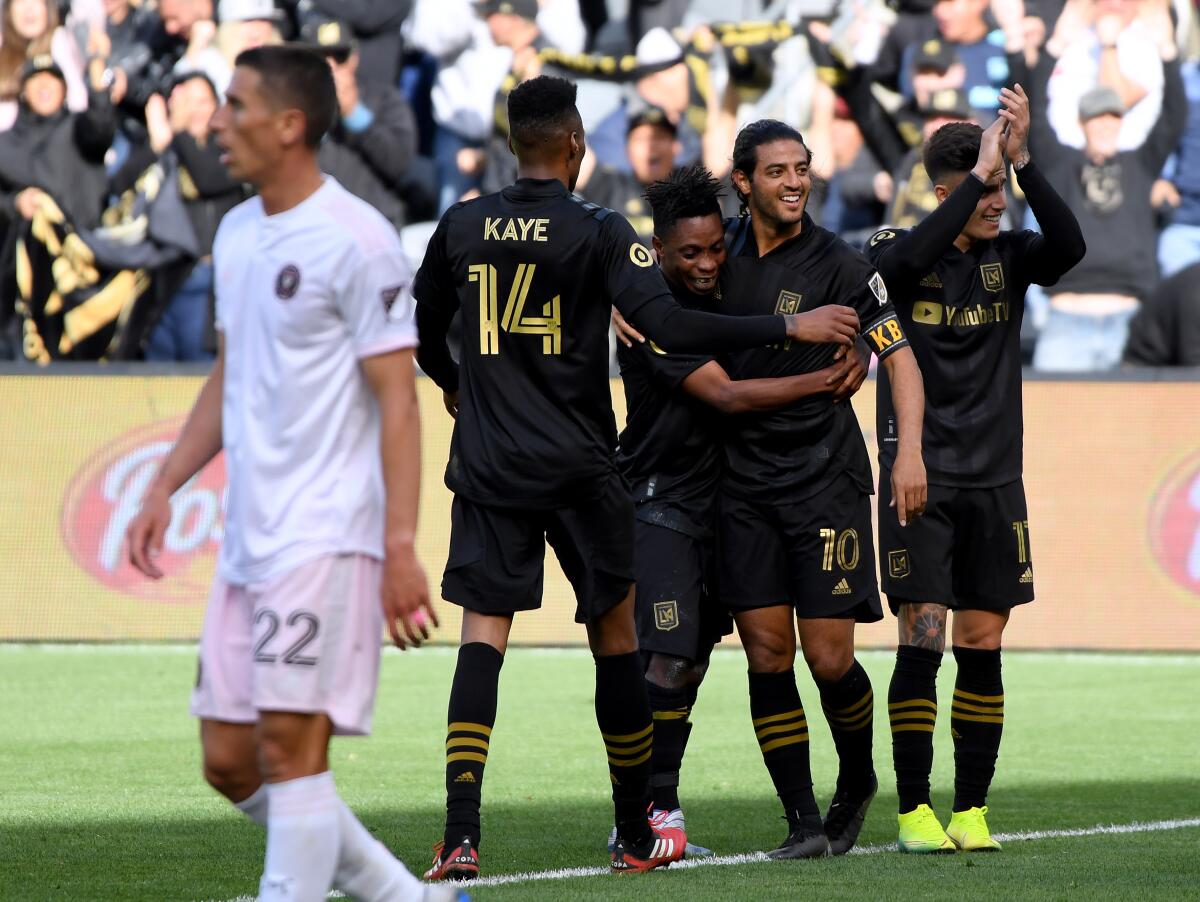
[
  {"x1": 947, "y1": 806, "x2": 1002, "y2": 851},
  {"x1": 897, "y1": 804, "x2": 956, "y2": 854}
]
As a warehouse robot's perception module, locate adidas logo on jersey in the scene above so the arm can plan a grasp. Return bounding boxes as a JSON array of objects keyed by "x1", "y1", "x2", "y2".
[
  {"x1": 454, "y1": 772, "x2": 476, "y2": 784},
  {"x1": 1019, "y1": 567, "x2": 1034, "y2": 584},
  {"x1": 919, "y1": 272, "x2": 943, "y2": 288},
  {"x1": 832, "y1": 578, "x2": 852, "y2": 596}
]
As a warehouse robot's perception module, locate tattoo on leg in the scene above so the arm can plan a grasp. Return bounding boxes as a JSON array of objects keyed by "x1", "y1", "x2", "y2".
[{"x1": 900, "y1": 604, "x2": 947, "y2": 652}]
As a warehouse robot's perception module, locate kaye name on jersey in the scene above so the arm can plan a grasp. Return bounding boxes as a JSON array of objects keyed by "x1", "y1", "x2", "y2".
[{"x1": 484, "y1": 217, "x2": 550, "y2": 242}]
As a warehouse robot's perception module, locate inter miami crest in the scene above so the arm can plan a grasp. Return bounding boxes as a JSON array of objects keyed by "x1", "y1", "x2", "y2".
[{"x1": 275, "y1": 264, "x2": 301, "y2": 299}]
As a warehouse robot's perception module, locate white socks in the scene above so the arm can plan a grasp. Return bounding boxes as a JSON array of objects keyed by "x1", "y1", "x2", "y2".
[
  {"x1": 259, "y1": 773, "x2": 340, "y2": 902},
  {"x1": 235, "y1": 775, "x2": 422, "y2": 902}
]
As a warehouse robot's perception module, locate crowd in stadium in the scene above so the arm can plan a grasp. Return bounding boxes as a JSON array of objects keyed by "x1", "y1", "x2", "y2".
[{"x1": 0, "y1": 0, "x2": 1197, "y2": 368}]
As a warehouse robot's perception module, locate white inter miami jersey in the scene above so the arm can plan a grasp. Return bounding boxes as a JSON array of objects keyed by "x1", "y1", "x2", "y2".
[{"x1": 213, "y1": 177, "x2": 417, "y2": 585}]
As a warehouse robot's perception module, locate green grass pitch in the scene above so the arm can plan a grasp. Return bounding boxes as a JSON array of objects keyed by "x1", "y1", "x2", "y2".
[{"x1": 2, "y1": 645, "x2": 1198, "y2": 900}]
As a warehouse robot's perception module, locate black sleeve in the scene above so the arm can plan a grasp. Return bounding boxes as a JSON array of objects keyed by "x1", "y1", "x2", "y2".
[
  {"x1": 342, "y1": 86, "x2": 418, "y2": 186},
  {"x1": 171, "y1": 133, "x2": 240, "y2": 197},
  {"x1": 412, "y1": 213, "x2": 460, "y2": 391},
  {"x1": 1139, "y1": 58, "x2": 1187, "y2": 174},
  {"x1": 865, "y1": 175, "x2": 987, "y2": 283},
  {"x1": 415, "y1": 303, "x2": 460, "y2": 392},
  {"x1": 808, "y1": 28, "x2": 909, "y2": 172},
  {"x1": 641, "y1": 343, "x2": 713, "y2": 390},
  {"x1": 836, "y1": 249, "x2": 911, "y2": 360},
  {"x1": 599, "y1": 215, "x2": 786, "y2": 352},
  {"x1": 73, "y1": 89, "x2": 116, "y2": 162},
  {"x1": 412, "y1": 210, "x2": 459, "y2": 314},
  {"x1": 109, "y1": 142, "x2": 159, "y2": 196},
  {"x1": 1011, "y1": 159, "x2": 1087, "y2": 286}
]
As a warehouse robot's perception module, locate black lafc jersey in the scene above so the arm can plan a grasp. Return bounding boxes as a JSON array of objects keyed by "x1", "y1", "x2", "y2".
[
  {"x1": 866, "y1": 227, "x2": 1039, "y2": 487},
  {"x1": 719, "y1": 223, "x2": 910, "y2": 501},
  {"x1": 616, "y1": 284, "x2": 717, "y2": 537},
  {"x1": 413, "y1": 178, "x2": 785, "y2": 509}
]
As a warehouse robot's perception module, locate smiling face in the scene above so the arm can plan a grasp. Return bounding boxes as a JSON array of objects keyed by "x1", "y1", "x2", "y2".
[
  {"x1": 9, "y1": 0, "x2": 49, "y2": 40},
  {"x1": 22, "y1": 70, "x2": 65, "y2": 116},
  {"x1": 654, "y1": 213, "x2": 726, "y2": 297},
  {"x1": 733, "y1": 138, "x2": 812, "y2": 232},
  {"x1": 937, "y1": 164, "x2": 1007, "y2": 243}
]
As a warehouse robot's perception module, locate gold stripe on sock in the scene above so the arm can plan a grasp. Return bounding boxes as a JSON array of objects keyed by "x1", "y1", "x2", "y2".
[
  {"x1": 752, "y1": 708, "x2": 805, "y2": 728},
  {"x1": 832, "y1": 706, "x2": 874, "y2": 731},
  {"x1": 608, "y1": 749, "x2": 652, "y2": 768},
  {"x1": 447, "y1": 721, "x2": 493, "y2": 737},
  {"x1": 760, "y1": 732, "x2": 809, "y2": 753},
  {"x1": 446, "y1": 737, "x2": 489, "y2": 752},
  {"x1": 831, "y1": 689, "x2": 874, "y2": 719},
  {"x1": 888, "y1": 699, "x2": 937, "y2": 712},
  {"x1": 890, "y1": 723, "x2": 935, "y2": 733},
  {"x1": 951, "y1": 699, "x2": 1006, "y2": 715},
  {"x1": 889, "y1": 710, "x2": 936, "y2": 723},
  {"x1": 756, "y1": 718, "x2": 808, "y2": 740},
  {"x1": 950, "y1": 711, "x2": 1005, "y2": 724},
  {"x1": 606, "y1": 736, "x2": 653, "y2": 759},
  {"x1": 601, "y1": 724, "x2": 653, "y2": 744},
  {"x1": 953, "y1": 689, "x2": 1004, "y2": 704},
  {"x1": 446, "y1": 751, "x2": 487, "y2": 764},
  {"x1": 653, "y1": 710, "x2": 689, "y2": 720}
]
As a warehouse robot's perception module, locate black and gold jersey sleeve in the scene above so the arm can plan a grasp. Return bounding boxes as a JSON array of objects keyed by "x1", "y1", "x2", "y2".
[{"x1": 412, "y1": 211, "x2": 459, "y2": 314}]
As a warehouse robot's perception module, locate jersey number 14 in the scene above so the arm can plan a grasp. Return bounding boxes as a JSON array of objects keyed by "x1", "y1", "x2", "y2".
[{"x1": 470, "y1": 262, "x2": 562, "y2": 355}]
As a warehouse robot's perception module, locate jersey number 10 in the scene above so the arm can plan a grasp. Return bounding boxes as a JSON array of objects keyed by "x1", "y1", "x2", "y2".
[{"x1": 470, "y1": 262, "x2": 562, "y2": 355}]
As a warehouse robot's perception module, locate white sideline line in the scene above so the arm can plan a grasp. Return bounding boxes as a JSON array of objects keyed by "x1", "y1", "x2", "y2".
[{"x1": 207, "y1": 816, "x2": 1200, "y2": 898}]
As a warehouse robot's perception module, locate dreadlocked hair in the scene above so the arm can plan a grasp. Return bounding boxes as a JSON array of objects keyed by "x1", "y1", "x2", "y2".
[{"x1": 644, "y1": 164, "x2": 725, "y2": 240}]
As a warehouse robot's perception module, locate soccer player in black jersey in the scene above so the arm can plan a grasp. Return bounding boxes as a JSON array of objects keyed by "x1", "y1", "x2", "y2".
[
  {"x1": 717, "y1": 119, "x2": 928, "y2": 859},
  {"x1": 864, "y1": 87, "x2": 1084, "y2": 853},
  {"x1": 412, "y1": 76, "x2": 822, "y2": 880},
  {"x1": 614, "y1": 165, "x2": 870, "y2": 857}
]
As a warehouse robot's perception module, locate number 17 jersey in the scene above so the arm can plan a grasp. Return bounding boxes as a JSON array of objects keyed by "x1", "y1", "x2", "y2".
[{"x1": 413, "y1": 177, "x2": 680, "y2": 509}]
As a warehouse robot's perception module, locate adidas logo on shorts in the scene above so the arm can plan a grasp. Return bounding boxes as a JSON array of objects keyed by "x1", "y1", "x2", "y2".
[
  {"x1": 1019, "y1": 567, "x2": 1034, "y2": 584},
  {"x1": 832, "y1": 578, "x2": 852, "y2": 596}
]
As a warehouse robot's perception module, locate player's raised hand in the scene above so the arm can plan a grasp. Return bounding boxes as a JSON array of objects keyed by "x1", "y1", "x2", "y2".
[
  {"x1": 381, "y1": 545, "x2": 437, "y2": 651},
  {"x1": 972, "y1": 117, "x2": 1007, "y2": 184},
  {"x1": 890, "y1": 446, "x2": 927, "y2": 528},
  {"x1": 998, "y1": 84, "x2": 1031, "y2": 165},
  {"x1": 787, "y1": 305, "x2": 859, "y2": 346},
  {"x1": 612, "y1": 306, "x2": 645, "y2": 348},
  {"x1": 127, "y1": 490, "x2": 172, "y2": 579}
]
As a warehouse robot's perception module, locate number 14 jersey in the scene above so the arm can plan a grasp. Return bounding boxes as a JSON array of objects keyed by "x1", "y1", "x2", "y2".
[{"x1": 413, "y1": 178, "x2": 686, "y2": 509}]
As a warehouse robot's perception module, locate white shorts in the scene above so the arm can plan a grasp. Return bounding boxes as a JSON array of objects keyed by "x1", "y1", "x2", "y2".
[{"x1": 190, "y1": 554, "x2": 384, "y2": 736}]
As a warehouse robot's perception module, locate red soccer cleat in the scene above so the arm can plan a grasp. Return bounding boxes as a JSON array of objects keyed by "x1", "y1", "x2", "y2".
[
  {"x1": 610, "y1": 824, "x2": 687, "y2": 873},
  {"x1": 424, "y1": 836, "x2": 479, "y2": 881}
]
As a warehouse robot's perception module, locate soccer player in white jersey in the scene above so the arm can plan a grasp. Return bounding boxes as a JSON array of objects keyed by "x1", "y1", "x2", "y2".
[{"x1": 126, "y1": 46, "x2": 463, "y2": 902}]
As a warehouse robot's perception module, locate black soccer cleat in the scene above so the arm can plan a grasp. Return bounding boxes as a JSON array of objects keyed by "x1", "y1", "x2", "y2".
[
  {"x1": 766, "y1": 813, "x2": 831, "y2": 860},
  {"x1": 824, "y1": 772, "x2": 879, "y2": 855},
  {"x1": 424, "y1": 836, "x2": 479, "y2": 881}
]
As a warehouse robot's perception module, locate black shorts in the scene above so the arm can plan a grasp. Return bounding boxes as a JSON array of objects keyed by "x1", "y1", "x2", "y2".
[
  {"x1": 633, "y1": 520, "x2": 732, "y2": 662},
  {"x1": 719, "y1": 473, "x2": 882, "y2": 622},
  {"x1": 442, "y1": 472, "x2": 635, "y2": 624},
  {"x1": 878, "y1": 468, "x2": 1036, "y2": 614}
]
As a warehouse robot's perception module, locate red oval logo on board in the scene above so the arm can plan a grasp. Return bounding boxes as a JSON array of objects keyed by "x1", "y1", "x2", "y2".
[
  {"x1": 60, "y1": 418, "x2": 227, "y2": 602},
  {"x1": 1149, "y1": 449, "x2": 1200, "y2": 598}
]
